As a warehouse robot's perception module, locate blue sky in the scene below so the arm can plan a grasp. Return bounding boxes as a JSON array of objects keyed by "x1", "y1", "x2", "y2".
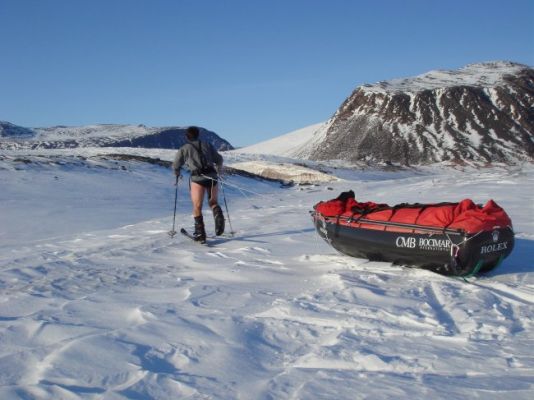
[{"x1": 0, "y1": 0, "x2": 532, "y2": 147}]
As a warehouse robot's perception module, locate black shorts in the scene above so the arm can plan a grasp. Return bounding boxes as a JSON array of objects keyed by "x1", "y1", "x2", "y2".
[{"x1": 191, "y1": 177, "x2": 218, "y2": 189}]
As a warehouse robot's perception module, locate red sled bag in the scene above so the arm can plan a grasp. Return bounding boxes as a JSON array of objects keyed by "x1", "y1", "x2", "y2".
[{"x1": 312, "y1": 191, "x2": 514, "y2": 277}]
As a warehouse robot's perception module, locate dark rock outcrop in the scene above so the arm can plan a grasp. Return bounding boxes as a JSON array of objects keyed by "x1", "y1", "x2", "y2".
[{"x1": 308, "y1": 61, "x2": 534, "y2": 165}]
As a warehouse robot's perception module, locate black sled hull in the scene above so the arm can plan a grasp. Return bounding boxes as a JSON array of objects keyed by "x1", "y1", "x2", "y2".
[{"x1": 313, "y1": 214, "x2": 514, "y2": 276}]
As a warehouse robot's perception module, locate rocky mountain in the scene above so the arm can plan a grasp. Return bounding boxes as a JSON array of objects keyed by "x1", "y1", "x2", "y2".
[
  {"x1": 0, "y1": 121, "x2": 35, "y2": 138},
  {"x1": 0, "y1": 123, "x2": 233, "y2": 151},
  {"x1": 301, "y1": 61, "x2": 533, "y2": 165}
]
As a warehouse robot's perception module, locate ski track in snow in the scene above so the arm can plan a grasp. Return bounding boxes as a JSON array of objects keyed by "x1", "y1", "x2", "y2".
[{"x1": 0, "y1": 153, "x2": 533, "y2": 399}]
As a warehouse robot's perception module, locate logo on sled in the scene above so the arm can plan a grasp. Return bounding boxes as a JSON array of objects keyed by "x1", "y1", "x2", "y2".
[
  {"x1": 481, "y1": 241, "x2": 508, "y2": 255},
  {"x1": 395, "y1": 236, "x2": 417, "y2": 248},
  {"x1": 480, "y1": 230, "x2": 508, "y2": 255},
  {"x1": 395, "y1": 236, "x2": 451, "y2": 251}
]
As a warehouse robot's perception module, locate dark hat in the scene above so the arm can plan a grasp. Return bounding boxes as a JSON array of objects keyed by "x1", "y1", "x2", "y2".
[{"x1": 186, "y1": 126, "x2": 200, "y2": 141}]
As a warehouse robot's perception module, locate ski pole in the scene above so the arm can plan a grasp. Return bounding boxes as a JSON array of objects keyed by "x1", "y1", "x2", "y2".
[{"x1": 168, "y1": 175, "x2": 179, "y2": 237}]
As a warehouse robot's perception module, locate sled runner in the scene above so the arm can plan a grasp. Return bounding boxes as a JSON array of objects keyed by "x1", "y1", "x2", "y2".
[{"x1": 312, "y1": 191, "x2": 514, "y2": 277}]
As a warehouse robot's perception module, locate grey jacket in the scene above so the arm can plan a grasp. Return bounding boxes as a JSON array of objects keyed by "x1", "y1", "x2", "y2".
[{"x1": 173, "y1": 140, "x2": 223, "y2": 181}]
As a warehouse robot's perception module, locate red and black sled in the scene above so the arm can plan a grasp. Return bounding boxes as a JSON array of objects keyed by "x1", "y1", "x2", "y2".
[{"x1": 311, "y1": 191, "x2": 514, "y2": 277}]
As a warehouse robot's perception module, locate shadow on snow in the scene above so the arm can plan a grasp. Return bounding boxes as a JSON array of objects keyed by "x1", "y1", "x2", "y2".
[{"x1": 486, "y1": 238, "x2": 534, "y2": 277}]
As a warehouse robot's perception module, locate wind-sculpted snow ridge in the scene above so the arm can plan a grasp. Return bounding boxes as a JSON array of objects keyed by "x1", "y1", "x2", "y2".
[
  {"x1": 0, "y1": 123, "x2": 233, "y2": 151},
  {"x1": 0, "y1": 149, "x2": 533, "y2": 399}
]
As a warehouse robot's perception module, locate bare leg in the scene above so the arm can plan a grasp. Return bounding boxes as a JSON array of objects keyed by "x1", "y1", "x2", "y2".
[
  {"x1": 208, "y1": 183, "x2": 219, "y2": 209},
  {"x1": 190, "y1": 182, "x2": 206, "y2": 217}
]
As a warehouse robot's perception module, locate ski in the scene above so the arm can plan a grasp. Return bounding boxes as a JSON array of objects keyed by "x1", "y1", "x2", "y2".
[{"x1": 180, "y1": 228, "x2": 208, "y2": 245}]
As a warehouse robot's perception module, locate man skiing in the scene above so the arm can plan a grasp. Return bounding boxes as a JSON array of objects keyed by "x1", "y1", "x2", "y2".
[{"x1": 172, "y1": 126, "x2": 225, "y2": 242}]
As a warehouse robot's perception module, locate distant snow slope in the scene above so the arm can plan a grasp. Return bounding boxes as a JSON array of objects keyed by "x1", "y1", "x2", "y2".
[
  {"x1": 234, "y1": 122, "x2": 325, "y2": 157},
  {"x1": 0, "y1": 148, "x2": 533, "y2": 399},
  {"x1": 0, "y1": 123, "x2": 233, "y2": 151}
]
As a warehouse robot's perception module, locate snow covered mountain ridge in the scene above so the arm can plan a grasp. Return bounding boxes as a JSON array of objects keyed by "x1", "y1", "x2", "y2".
[
  {"x1": 0, "y1": 122, "x2": 233, "y2": 151},
  {"x1": 361, "y1": 61, "x2": 529, "y2": 93},
  {"x1": 307, "y1": 61, "x2": 534, "y2": 165},
  {"x1": 238, "y1": 61, "x2": 533, "y2": 165}
]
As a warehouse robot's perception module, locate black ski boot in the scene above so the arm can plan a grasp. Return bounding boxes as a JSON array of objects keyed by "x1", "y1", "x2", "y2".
[
  {"x1": 212, "y1": 205, "x2": 225, "y2": 236},
  {"x1": 193, "y1": 215, "x2": 207, "y2": 243}
]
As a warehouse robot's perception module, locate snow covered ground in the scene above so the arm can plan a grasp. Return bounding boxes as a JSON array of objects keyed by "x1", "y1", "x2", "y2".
[{"x1": 0, "y1": 149, "x2": 533, "y2": 399}]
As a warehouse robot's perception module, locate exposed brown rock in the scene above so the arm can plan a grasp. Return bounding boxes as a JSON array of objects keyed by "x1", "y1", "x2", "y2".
[{"x1": 309, "y1": 62, "x2": 533, "y2": 165}]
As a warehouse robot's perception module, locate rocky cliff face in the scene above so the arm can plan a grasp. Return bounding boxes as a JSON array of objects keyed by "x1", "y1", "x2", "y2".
[
  {"x1": 308, "y1": 62, "x2": 533, "y2": 165},
  {"x1": 0, "y1": 123, "x2": 233, "y2": 151}
]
